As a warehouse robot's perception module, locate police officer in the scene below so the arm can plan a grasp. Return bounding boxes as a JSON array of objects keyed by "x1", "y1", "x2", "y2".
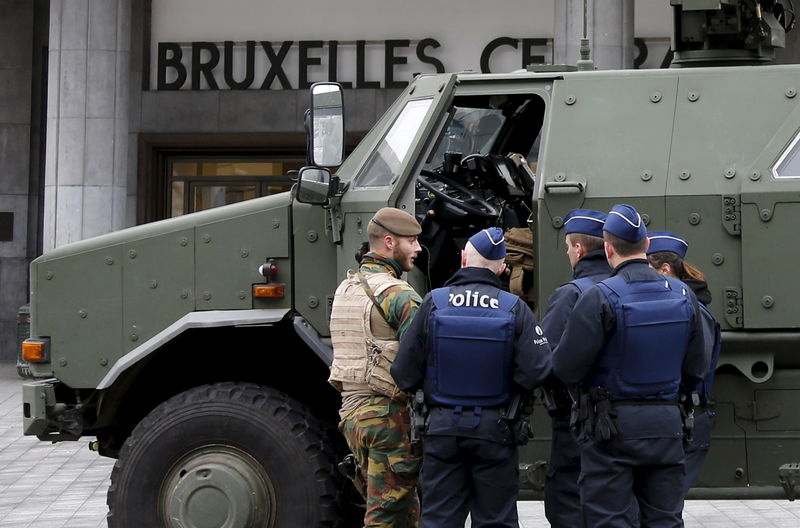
[
  {"x1": 392, "y1": 228, "x2": 552, "y2": 528},
  {"x1": 329, "y1": 207, "x2": 424, "y2": 528},
  {"x1": 647, "y1": 231, "x2": 722, "y2": 496},
  {"x1": 553, "y1": 205, "x2": 708, "y2": 528},
  {"x1": 540, "y1": 209, "x2": 611, "y2": 528}
]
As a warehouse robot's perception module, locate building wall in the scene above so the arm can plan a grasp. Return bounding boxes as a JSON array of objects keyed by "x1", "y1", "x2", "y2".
[{"x1": 0, "y1": 1, "x2": 37, "y2": 361}]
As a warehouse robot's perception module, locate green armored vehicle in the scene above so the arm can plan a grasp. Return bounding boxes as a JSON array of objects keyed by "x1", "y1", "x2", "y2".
[{"x1": 20, "y1": 1, "x2": 800, "y2": 525}]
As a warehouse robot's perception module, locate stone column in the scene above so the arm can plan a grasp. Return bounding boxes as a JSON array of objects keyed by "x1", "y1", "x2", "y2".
[
  {"x1": 44, "y1": 0, "x2": 130, "y2": 250},
  {"x1": 554, "y1": 0, "x2": 635, "y2": 70}
]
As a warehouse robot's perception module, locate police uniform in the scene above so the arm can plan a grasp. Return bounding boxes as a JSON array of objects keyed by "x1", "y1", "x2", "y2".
[
  {"x1": 329, "y1": 208, "x2": 424, "y2": 528},
  {"x1": 392, "y1": 228, "x2": 552, "y2": 528},
  {"x1": 540, "y1": 209, "x2": 611, "y2": 528},
  {"x1": 553, "y1": 205, "x2": 708, "y2": 528},
  {"x1": 647, "y1": 231, "x2": 722, "y2": 495}
]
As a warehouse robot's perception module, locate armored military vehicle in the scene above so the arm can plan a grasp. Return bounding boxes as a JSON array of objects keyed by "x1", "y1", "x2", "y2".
[{"x1": 20, "y1": 1, "x2": 800, "y2": 526}]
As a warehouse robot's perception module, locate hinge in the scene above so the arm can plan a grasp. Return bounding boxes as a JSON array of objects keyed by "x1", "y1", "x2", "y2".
[
  {"x1": 724, "y1": 286, "x2": 744, "y2": 328},
  {"x1": 722, "y1": 195, "x2": 741, "y2": 236}
]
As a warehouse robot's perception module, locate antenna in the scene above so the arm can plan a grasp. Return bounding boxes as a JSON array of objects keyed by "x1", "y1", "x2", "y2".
[{"x1": 577, "y1": 0, "x2": 594, "y2": 70}]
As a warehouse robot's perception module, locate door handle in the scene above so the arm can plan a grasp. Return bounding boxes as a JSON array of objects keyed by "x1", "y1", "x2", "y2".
[{"x1": 544, "y1": 181, "x2": 585, "y2": 193}]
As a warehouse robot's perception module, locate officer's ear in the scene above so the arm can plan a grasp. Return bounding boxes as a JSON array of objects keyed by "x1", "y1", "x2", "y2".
[
  {"x1": 604, "y1": 241, "x2": 614, "y2": 261},
  {"x1": 460, "y1": 250, "x2": 467, "y2": 268},
  {"x1": 495, "y1": 262, "x2": 507, "y2": 276}
]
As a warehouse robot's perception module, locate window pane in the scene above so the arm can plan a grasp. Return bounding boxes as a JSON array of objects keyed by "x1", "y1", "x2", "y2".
[
  {"x1": 172, "y1": 162, "x2": 201, "y2": 177},
  {"x1": 355, "y1": 98, "x2": 434, "y2": 188},
  {"x1": 266, "y1": 184, "x2": 292, "y2": 195},
  {"x1": 193, "y1": 185, "x2": 257, "y2": 212},
  {"x1": 776, "y1": 134, "x2": 800, "y2": 178},
  {"x1": 171, "y1": 182, "x2": 186, "y2": 217}
]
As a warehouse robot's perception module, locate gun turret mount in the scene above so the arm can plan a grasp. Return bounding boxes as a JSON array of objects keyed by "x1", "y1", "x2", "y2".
[{"x1": 671, "y1": 0, "x2": 796, "y2": 67}]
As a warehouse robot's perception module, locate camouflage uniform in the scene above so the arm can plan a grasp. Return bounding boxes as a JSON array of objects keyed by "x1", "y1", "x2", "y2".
[{"x1": 334, "y1": 253, "x2": 422, "y2": 528}]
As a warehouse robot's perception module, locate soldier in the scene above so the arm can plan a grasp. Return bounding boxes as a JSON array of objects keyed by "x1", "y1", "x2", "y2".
[
  {"x1": 540, "y1": 209, "x2": 611, "y2": 528},
  {"x1": 647, "y1": 231, "x2": 722, "y2": 496},
  {"x1": 553, "y1": 204, "x2": 708, "y2": 528},
  {"x1": 329, "y1": 207, "x2": 424, "y2": 528},
  {"x1": 392, "y1": 228, "x2": 552, "y2": 528}
]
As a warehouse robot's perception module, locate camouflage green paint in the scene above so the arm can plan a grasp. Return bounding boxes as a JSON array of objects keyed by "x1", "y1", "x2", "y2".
[{"x1": 340, "y1": 397, "x2": 421, "y2": 528}]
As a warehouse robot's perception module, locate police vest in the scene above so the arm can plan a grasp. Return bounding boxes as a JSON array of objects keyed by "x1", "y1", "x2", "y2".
[
  {"x1": 328, "y1": 270, "x2": 406, "y2": 399},
  {"x1": 571, "y1": 277, "x2": 596, "y2": 293},
  {"x1": 586, "y1": 275, "x2": 694, "y2": 401},
  {"x1": 697, "y1": 303, "x2": 722, "y2": 405},
  {"x1": 424, "y1": 286, "x2": 517, "y2": 408}
]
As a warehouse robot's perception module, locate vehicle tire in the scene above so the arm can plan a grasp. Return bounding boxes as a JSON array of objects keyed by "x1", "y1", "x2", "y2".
[{"x1": 107, "y1": 382, "x2": 343, "y2": 528}]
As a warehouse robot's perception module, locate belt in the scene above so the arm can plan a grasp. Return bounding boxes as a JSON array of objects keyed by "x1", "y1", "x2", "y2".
[{"x1": 611, "y1": 399, "x2": 679, "y2": 406}]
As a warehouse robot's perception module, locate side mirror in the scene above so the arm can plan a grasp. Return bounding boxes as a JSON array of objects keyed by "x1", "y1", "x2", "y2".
[
  {"x1": 309, "y1": 82, "x2": 345, "y2": 167},
  {"x1": 295, "y1": 166, "x2": 336, "y2": 205}
]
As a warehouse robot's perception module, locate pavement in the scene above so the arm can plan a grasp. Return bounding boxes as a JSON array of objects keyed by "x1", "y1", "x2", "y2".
[{"x1": 1, "y1": 362, "x2": 800, "y2": 527}]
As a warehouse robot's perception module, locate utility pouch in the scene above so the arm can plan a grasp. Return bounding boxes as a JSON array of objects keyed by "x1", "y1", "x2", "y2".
[
  {"x1": 589, "y1": 386, "x2": 619, "y2": 442},
  {"x1": 408, "y1": 389, "x2": 428, "y2": 454},
  {"x1": 681, "y1": 392, "x2": 700, "y2": 445}
]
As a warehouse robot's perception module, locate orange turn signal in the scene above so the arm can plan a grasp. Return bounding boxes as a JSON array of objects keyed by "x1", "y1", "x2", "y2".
[
  {"x1": 253, "y1": 284, "x2": 285, "y2": 298},
  {"x1": 22, "y1": 340, "x2": 47, "y2": 362}
]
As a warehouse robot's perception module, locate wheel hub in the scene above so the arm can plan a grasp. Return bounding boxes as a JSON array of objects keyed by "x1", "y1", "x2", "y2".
[{"x1": 161, "y1": 445, "x2": 276, "y2": 528}]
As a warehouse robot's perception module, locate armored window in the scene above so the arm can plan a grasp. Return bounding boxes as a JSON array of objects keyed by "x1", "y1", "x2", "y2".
[
  {"x1": 773, "y1": 131, "x2": 800, "y2": 179},
  {"x1": 354, "y1": 98, "x2": 434, "y2": 188}
]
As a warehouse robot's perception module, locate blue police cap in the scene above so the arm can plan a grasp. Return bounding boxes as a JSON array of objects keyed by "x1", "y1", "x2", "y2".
[
  {"x1": 468, "y1": 227, "x2": 506, "y2": 260},
  {"x1": 604, "y1": 204, "x2": 646, "y2": 242},
  {"x1": 647, "y1": 231, "x2": 688, "y2": 258},
  {"x1": 564, "y1": 209, "x2": 606, "y2": 238}
]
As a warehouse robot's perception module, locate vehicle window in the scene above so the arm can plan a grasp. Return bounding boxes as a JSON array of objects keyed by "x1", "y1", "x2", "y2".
[
  {"x1": 774, "y1": 132, "x2": 800, "y2": 178},
  {"x1": 354, "y1": 98, "x2": 433, "y2": 188},
  {"x1": 428, "y1": 107, "x2": 506, "y2": 164}
]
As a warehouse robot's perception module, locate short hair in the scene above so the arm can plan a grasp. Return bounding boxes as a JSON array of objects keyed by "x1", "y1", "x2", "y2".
[
  {"x1": 604, "y1": 231, "x2": 647, "y2": 257},
  {"x1": 567, "y1": 233, "x2": 604, "y2": 253},
  {"x1": 464, "y1": 242, "x2": 504, "y2": 273},
  {"x1": 367, "y1": 220, "x2": 391, "y2": 248}
]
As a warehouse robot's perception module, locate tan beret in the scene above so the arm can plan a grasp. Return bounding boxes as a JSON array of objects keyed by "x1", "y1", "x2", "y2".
[{"x1": 370, "y1": 207, "x2": 422, "y2": 236}]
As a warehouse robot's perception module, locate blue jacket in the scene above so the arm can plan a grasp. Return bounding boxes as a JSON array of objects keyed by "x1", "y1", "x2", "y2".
[
  {"x1": 553, "y1": 259, "x2": 708, "y2": 392},
  {"x1": 392, "y1": 267, "x2": 553, "y2": 441},
  {"x1": 541, "y1": 250, "x2": 612, "y2": 350}
]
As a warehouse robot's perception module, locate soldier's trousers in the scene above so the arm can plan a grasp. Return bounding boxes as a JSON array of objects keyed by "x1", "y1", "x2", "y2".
[
  {"x1": 340, "y1": 396, "x2": 421, "y2": 528},
  {"x1": 544, "y1": 411, "x2": 583, "y2": 528},
  {"x1": 420, "y1": 435, "x2": 519, "y2": 528}
]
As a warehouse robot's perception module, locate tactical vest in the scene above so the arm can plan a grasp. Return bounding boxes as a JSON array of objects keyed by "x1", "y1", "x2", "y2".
[
  {"x1": 571, "y1": 277, "x2": 596, "y2": 293},
  {"x1": 586, "y1": 275, "x2": 694, "y2": 401},
  {"x1": 328, "y1": 270, "x2": 406, "y2": 399},
  {"x1": 424, "y1": 286, "x2": 518, "y2": 408},
  {"x1": 697, "y1": 303, "x2": 722, "y2": 405}
]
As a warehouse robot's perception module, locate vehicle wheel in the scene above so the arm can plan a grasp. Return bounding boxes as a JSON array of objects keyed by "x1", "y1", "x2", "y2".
[{"x1": 107, "y1": 382, "x2": 342, "y2": 528}]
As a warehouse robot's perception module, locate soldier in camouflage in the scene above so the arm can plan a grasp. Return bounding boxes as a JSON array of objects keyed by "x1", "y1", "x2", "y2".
[{"x1": 329, "y1": 207, "x2": 424, "y2": 528}]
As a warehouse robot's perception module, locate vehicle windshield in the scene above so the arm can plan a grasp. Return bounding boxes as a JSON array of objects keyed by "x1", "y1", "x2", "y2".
[{"x1": 427, "y1": 107, "x2": 505, "y2": 165}]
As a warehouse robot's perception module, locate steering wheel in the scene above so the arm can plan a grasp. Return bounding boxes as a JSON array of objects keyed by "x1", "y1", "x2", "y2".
[{"x1": 418, "y1": 169, "x2": 500, "y2": 219}]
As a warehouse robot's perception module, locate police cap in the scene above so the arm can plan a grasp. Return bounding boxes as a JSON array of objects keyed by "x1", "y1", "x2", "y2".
[
  {"x1": 468, "y1": 227, "x2": 506, "y2": 260},
  {"x1": 564, "y1": 209, "x2": 606, "y2": 238},
  {"x1": 604, "y1": 204, "x2": 646, "y2": 242},
  {"x1": 647, "y1": 231, "x2": 688, "y2": 258},
  {"x1": 370, "y1": 207, "x2": 422, "y2": 236}
]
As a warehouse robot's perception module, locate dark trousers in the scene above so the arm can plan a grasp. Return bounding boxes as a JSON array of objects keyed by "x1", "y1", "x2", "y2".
[
  {"x1": 579, "y1": 435, "x2": 685, "y2": 528},
  {"x1": 682, "y1": 410, "x2": 712, "y2": 495},
  {"x1": 544, "y1": 412, "x2": 583, "y2": 528},
  {"x1": 421, "y1": 435, "x2": 519, "y2": 528}
]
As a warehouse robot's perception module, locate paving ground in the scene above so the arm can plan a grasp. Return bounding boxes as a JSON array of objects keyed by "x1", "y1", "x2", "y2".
[{"x1": 2, "y1": 362, "x2": 800, "y2": 527}]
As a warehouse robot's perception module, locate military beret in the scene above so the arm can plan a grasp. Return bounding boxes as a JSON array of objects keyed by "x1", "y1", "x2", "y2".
[
  {"x1": 370, "y1": 207, "x2": 422, "y2": 236},
  {"x1": 647, "y1": 231, "x2": 688, "y2": 258},
  {"x1": 564, "y1": 209, "x2": 606, "y2": 238},
  {"x1": 604, "y1": 204, "x2": 646, "y2": 242},
  {"x1": 468, "y1": 227, "x2": 506, "y2": 260}
]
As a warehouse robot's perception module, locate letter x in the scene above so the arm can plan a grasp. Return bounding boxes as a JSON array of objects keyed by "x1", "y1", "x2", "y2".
[{"x1": 261, "y1": 41, "x2": 293, "y2": 89}]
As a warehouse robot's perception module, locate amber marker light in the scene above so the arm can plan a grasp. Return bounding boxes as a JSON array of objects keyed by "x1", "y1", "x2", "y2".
[
  {"x1": 22, "y1": 340, "x2": 48, "y2": 362},
  {"x1": 253, "y1": 284, "x2": 285, "y2": 298}
]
